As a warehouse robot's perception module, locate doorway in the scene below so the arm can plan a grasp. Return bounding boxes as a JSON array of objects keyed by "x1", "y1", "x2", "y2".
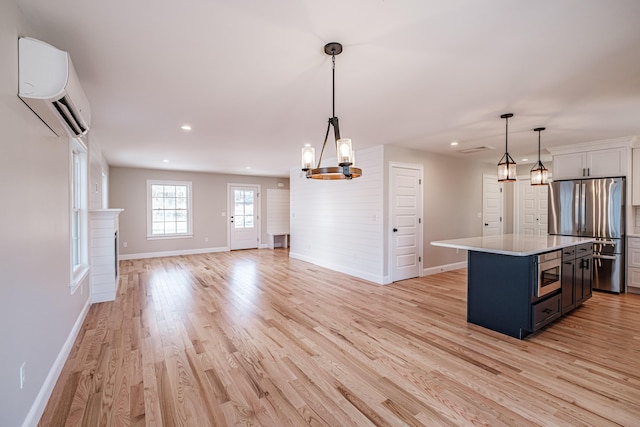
[
  {"x1": 515, "y1": 177, "x2": 548, "y2": 236},
  {"x1": 228, "y1": 184, "x2": 260, "y2": 250},
  {"x1": 482, "y1": 174, "x2": 503, "y2": 236},
  {"x1": 389, "y1": 163, "x2": 423, "y2": 282}
]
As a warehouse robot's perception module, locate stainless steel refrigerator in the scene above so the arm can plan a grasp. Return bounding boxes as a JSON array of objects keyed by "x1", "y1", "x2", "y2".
[{"x1": 548, "y1": 177, "x2": 625, "y2": 293}]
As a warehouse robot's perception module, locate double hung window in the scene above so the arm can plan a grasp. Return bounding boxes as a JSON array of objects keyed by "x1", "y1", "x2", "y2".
[{"x1": 147, "y1": 180, "x2": 192, "y2": 238}]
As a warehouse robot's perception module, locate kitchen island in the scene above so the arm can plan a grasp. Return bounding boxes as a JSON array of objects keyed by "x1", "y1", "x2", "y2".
[{"x1": 431, "y1": 234, "x2": 594, "y2": 339}]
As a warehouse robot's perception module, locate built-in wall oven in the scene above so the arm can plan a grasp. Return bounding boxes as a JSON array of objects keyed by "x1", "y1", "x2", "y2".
[{"x1": 536, "y1": 250, "x2": 562, "y2": 297}]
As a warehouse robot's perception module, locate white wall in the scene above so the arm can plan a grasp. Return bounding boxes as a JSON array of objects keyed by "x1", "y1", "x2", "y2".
[
  {"x1": 88, "y1": 134, "x2": 110, "y2": 210},
  {"x1": 384, "y1": 146, "x2": 496, "y2": 271},
  {"x1": 0, "y1": 2, "x2": 91, "y2": 425},
  {"x1": 290, "y1": 146, "x2": 385, "y2": 283},
  {"x1": 109, "y1": 167, "x2": 289, "y2": 257},
  {"x1": 290, "y1": 145, "x2": 500, "y2": 283}
]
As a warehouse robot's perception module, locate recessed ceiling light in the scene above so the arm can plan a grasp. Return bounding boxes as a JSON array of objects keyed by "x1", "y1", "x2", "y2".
[
  {"x1": 521, "y1": 158, "x2": 529, "y2": 162},
  {"x1": 245, "y1": 166, "x2": 252, "y2": 170},
  {"x1": 181, "y1": 125, "x2": 192, "y2": 131},
  {"x1": 162, "y1": 159, "x2": 170, "y2": 163},
  {"x1": 450, "y1": 141, "x2": 459, "y2": 146}
]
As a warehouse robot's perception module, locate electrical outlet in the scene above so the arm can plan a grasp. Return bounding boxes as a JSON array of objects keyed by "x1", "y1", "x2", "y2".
[
  {"x1": 204, "y1": 237, "x2": 209, "y2": 242},
  {"x1": 122, "y1": 242, "x2": 128, "y2": 248},
  {"x1": 20, "y1": 363, "x2": 26, "y2": 389}
]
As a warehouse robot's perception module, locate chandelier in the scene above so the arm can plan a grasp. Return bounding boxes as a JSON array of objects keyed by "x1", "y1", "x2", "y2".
[{"x1": 301, "y1": 43, "x2": 362, "y2": 180}]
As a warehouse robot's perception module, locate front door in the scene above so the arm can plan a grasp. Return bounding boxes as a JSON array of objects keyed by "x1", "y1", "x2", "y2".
[
  {"x1": 390, "y1": 164, "x2": 422, "y2": 282},
  {"x1": 229, "y1": 185, "x2": 259, "y2": 250}
]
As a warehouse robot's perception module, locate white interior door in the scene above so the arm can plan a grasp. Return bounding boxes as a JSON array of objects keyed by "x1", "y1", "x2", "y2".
[
  {"x1": 517, "y1": 178, "x2": 548, "y2": 236},
  {"x1": 390, "y1": 165, "x2": 422, "y2": 282},
  {"x1": 482, "y1": 175, "x2": 503, "y2": 236},
  {"x1": 229, "y1": 185, "x2": 259, "y2": 250}
]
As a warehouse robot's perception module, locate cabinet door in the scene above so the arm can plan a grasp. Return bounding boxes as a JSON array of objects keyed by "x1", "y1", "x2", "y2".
[
  {"x1": 561, "y1": 258, "x2": 576, "y2": 314},
  {"x1": 628, "y1": 241, "x2": 640, "y2": 268},
  {"x1": 553, "y1": 152, "x2": 587, "y2": 180},
  {"x1": 577, "y1": 256, "x2": 592, "y2": 304},
  {"x1": 586, "y1": 147, "x2": 627, "y2": 178},
  {"x1": 628, "y1": 267, "x2": 640, "y2": 290}
]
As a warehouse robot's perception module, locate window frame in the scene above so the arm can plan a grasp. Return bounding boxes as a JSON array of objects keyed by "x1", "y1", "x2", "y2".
[
  {"x1": 146, "y1": 179, "x2": 193, "y2": 240},
  {"x1": 70, "y1": 138, "x2": 89, "y2": 294}
]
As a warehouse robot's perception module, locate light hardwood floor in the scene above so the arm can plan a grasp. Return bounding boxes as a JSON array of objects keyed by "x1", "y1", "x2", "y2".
[{"x1": 40, "y1": 250, "x2": 640, "y2": 426}]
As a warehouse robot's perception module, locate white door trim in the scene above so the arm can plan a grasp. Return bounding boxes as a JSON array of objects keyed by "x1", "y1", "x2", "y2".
[
  {"x1": 388, "y1": 162, "x2": 424, "y2": 283},
  {"x1": 227, "y1": 183, "x2": 261, "y2": 250}
]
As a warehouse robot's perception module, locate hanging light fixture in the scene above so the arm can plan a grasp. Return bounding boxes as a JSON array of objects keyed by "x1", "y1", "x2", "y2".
[
  {"x1": 530, "y1": 127, "x2": 549, "y2": 185},
  {"x1": 300, "y1": 42, "x2": 362, "y2": 180},
  {"x1": 497, "y1": 113, "x2": 516, "y2": 182}
]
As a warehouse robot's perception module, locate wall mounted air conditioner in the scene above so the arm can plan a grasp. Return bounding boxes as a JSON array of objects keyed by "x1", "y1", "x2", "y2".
[{"x1": 18, "y1": 37, "x2": 91, "y2": 137}]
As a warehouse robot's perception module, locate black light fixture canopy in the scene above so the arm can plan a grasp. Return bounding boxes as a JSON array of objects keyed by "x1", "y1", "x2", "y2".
[
  {"x1": 300, "y1": 42, "x2": 362, "y2": 180},
  {"x1": 530, "y1": 127, "x2": 549, "y2": 185},
  {"x1": 497, "y1": 113, "x2": 517, "y2": 182}
]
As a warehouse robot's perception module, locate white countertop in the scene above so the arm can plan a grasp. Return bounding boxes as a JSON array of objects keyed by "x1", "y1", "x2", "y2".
[{"x1": 430, "y1": 234, "x2": 595, "y2": 256}]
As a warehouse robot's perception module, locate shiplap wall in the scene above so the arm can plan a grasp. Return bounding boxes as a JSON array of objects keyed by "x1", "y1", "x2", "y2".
[
  {"x1": 267, "y1": 189, "x2": 290, "y2": 235},
  {"x1": 290, "y1": 146, "x2": 385, "y2": 283}
]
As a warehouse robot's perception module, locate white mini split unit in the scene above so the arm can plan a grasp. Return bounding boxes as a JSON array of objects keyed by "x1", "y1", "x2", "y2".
[{"x1": 18, "y1": 37, "x2": 91, "y2": 137}]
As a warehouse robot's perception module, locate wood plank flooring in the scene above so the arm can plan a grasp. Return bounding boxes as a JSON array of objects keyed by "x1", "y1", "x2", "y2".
[{"x1": 39, "y1": 250, "x2": 640, "y2": 426}]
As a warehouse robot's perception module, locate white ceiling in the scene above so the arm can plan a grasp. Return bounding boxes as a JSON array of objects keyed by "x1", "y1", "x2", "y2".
[{"x1": 18, "y1": 0, "x2": 640, "y2": 177}]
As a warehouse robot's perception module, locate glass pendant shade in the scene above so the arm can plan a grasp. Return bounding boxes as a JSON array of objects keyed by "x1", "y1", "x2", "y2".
[
  {"x1": 337, "y1": 138, "x2": 353, "y2": 165},
  {"x1": 301, "y1": 146, "x2": 315, "y2": 171},
  {"x1": 530, "y1": 161, "x2": 548, "y2": 185},
  {"x1": 497, "y1": 153, "x2": 517, "y2": 182}
]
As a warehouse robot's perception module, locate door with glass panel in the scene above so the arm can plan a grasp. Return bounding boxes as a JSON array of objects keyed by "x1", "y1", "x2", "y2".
[{"x1": 229, "y1": 185, "x2": 259, "y2": 250}]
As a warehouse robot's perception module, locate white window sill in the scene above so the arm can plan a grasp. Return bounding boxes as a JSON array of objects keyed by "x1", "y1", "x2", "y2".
[
  {"x1": 146, "y1": 234, "x2": 193, "y2": 241},
  {"x1": 70, "y1": 265, "x2": 90, "y2": 295}
]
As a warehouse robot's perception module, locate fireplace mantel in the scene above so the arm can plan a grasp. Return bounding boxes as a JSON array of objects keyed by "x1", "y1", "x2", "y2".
[{"x1": 89, "y1": 209, "x2": 124, "y2": 303}]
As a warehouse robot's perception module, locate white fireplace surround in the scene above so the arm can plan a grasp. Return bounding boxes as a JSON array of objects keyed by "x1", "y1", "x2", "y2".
[{"x1": 89, "y1": 209, "x2": 123, "y2": 303}]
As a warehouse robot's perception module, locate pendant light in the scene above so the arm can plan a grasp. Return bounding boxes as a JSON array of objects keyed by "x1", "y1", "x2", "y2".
[
  {"x1": 497, "y1": 113, "x2": 516, "y2": 182},
  {"x1": 300, "y1": 42, "x2": 362, "y2": 180},
  {"x1": 530, "y1": 127, "x2": 549, "y2": 185}
]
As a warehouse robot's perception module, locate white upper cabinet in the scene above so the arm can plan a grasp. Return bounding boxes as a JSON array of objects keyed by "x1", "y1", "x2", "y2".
[
  {"x1": 549, "y1": 137, "x2": 634, "y2": 181},
  {"x1": 552, "y1": 152, "x2": 587, "y2": 180},
  {"x1": 587, "y1": 147, "x2": 627, "y2": 177}
]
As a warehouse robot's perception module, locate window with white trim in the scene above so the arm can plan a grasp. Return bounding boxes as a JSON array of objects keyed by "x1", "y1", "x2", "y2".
[
  {"x1": 70, "y1": 138, "x2": 88, "y2": 293},
  {"x1": 147, "y1": 180, "x2": 193, "y2": 239}
]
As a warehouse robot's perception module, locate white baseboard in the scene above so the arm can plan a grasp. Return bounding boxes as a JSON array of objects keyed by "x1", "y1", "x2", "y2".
[
  {"x1": 423, "y1": 261, "x2": 467, "y2": 276},
  {"x1": 91, "y1": 291, "x2": 116, "y2": 303},
  {"x1": 289, "y1": 252, "x2": 385, "y2": 284},
  {"x1": 119, "y1": 246, "x2": 229, "y2": 260},
  {"x1": 22, "y1": 297, "x2": 91, "y2": 427}
]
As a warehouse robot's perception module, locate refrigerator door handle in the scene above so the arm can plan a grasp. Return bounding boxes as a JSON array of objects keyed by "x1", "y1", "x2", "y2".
[
  {"x1": 575, "y1": 183, "x2": 581, "y2": 233},
  {"x1": 593, "y1": 254, "x2": 617, "y2": 260},
  {"x1": 581, "y1": 183, "x2": 587, "y2": 233}
]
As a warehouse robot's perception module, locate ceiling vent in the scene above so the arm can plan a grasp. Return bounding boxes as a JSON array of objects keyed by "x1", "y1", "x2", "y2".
[
  {"x1": 18, "y1": 37, "x2": 91, "y2": 138},
  {"x1": 457, "y1": 145, "x2": 495, "y2": 154}
]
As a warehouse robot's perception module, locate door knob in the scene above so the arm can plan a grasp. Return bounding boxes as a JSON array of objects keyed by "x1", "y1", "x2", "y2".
[
  {"x1": 393, "y1": 228, "x2": 398, "y2": 232},
  {"x1": 484, "y1": 223, "x2": 489, "y2": 226}
]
